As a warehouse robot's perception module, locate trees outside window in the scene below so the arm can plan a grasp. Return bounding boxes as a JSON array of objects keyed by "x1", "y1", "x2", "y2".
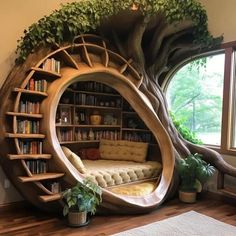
[{"x1": 166, "y1": 53, "x2": 224, "y2": 146}]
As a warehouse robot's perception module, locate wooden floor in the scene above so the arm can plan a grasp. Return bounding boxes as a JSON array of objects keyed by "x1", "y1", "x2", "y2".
[{"x1": 0, "y1": 192, "x2": 235, "y2": 236}]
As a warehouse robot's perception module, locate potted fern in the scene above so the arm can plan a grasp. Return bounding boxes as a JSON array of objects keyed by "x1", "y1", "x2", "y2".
[
  {"x1": 62, "y1": 178, "x2": 102, "y2": 227},
  {"x1": 177, "y1": 153, "x2": 215, "y2": 203}
]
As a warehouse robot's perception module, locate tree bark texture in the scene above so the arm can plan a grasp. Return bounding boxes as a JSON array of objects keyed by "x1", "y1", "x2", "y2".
[{"x1": 99, "y1": 10, "x2": 236, "y2": 195}]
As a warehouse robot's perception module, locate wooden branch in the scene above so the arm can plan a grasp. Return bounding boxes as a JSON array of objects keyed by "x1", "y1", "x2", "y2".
[
  {"x1": 148, "y1": 20, "x2": 194, "y2": 66},
  {"x1": 111, "y1": 30, "x2": 128, "y2": 58},
  {"x1": 150, "y1": 28, "x2": 194, "y2": 78},
  {"x1": 127, "y1": 16, "x2": 149, "y2": 69}
]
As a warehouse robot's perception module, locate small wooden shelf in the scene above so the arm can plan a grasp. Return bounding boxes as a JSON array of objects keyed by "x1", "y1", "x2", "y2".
[
  {"x1": 6, "y1": 112, "x2": 43, "y2": 119},
  {"x1": 8, "y1": 154, "x2": 52, "y2": 160},
  {"x1": 31, "y1": 67, "x2": 61, "y2": 79},
  {"x1": 39, "y1": 193, "x2": 61, "y2": 202},
  {"x1": 18, "y1": 173, "x2": 65, "y2": 182},
  {"x1": 13, "y1": 88, "x2": 48, "y2": 97},
  {"x1": 5, "y1": 133, "x2": 45, "y2": 139}
]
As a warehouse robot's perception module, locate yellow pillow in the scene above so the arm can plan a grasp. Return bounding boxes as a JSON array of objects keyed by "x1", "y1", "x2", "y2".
[
  {"x1": 61, "y1": 146, "x2": 87, "y2": 174},
  {"x1": 99, "y1": 139, "x2": 148, "y2": 163}
]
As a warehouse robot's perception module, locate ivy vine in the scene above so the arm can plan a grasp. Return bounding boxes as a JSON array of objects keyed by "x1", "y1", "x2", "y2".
[{"x1": 16, "y1": 0, "x2": 217, "y2": 62}]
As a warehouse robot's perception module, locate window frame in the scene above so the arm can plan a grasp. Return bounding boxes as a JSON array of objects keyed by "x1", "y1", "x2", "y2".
[{"x1": 163, "y1": 41, "x2": 236, "y2": 156}]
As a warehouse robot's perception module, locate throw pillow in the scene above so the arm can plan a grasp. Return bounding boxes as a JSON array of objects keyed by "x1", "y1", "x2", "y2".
[
  {"x1": 61, "y1": 146, "x2": 87, "y2": 174},
  {"x1": 99, "y1": 139, "x2": 148, "y2": 163}
]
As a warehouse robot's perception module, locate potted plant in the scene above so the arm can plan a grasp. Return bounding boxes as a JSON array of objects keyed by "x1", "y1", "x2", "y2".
[
  {"x1": 62, "y1": 178, "x2": 102, "y2": 227},
  {"x1": 177, "y1": 153, "x2": 215, "y2": 203}
]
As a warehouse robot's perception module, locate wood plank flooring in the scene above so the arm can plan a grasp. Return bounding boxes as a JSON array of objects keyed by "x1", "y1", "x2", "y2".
[{"x1": 0, "y1": 192, "x2": 235, "y2": 236}]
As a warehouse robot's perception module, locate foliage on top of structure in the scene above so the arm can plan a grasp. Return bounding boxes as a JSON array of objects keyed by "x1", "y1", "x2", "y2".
[{"x1": 16, "y1": 0, "x2": 218, "y2": 62}]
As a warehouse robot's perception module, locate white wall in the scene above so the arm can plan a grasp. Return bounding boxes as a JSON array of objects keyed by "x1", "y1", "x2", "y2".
[
  {"x1": 0, "y1": 0, "x2": 235, "y2": 205},
  {"x1": 199, "y1": 0, "x2": 236, "y2": 43}
]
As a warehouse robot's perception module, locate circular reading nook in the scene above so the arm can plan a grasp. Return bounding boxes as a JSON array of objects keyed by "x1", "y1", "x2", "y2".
[{"x1": 0, "y1": 35, "x2": 174, "y2": 214}]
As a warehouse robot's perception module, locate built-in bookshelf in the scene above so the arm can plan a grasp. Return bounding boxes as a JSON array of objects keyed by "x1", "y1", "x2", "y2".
[
  {"x1": 56, "y1": 81, "x2": 157, "y2": 146},
  {"x1": 6, "y1": 56, "x2": 65, "y2": 202}
]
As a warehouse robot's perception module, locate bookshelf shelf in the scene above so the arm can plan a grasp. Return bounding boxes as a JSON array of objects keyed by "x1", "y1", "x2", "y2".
[
  {"x1": 55, "y1": 81, "x2": 156, "y2": 145},
  {"x1": 8, "y1": 154, "x2": 52, "y2": 160},
  {"x1": 75, "y1": 105, "x2": 122, "y2": 110},
  {"x1": 73, "y1": 124, "x2": 121, "y2": 128},
  {"x1": 5, "y1": 133, "x2": 45, "y2": 139},
  {"x1": 39, "y1": 193, "x2": 61, "y2": 202},
  {"x1": 31, "y1": 67, "x2": 61, "y2": 79},
  {"x1": 74, "y1": 90, "x2": 121, "y2": 97},
  {"x1": 122, "y1": 128, "x2": 150, "y2": 132},
  {"x1": 6, "y1": 112, "x2": 43, "y2": 119},
  {"x1": 13, "y1": 88, "x2": 48, "y2": 97},
  {"x1": 18, "y1": 173, "x2": 65, "y2": 183},
  {"x1": 59, "y1": 140, "x2": 100, "y2": 144}
]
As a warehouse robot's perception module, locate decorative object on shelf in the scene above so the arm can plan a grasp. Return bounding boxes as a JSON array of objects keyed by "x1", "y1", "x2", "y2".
[
  {"x1": 90, "y1": 111, "x2": 102, "y2": 125},
  {"x1": 62, "y1": 178, "x2": 102, "y2": 227},
  {"x1": 128, "y1": 119, "x2": 138, "y2": 129},
  {"x1": 177, "y1": 153, "x2": 215, "y2": 203},
  {"x1": 60, "y1": 107, "x2": 71, "y2": 124},
  {"x1": 88, "y1": 128, "x2": 95, "y2": 140},
  {"x1": 104, "y1": 114, "x2": 117, "y2": 125}
]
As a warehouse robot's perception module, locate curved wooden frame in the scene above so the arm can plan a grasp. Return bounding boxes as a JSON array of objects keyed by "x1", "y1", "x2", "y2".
[{"x1": 0, "y1": 35, "x2": 175, "y2": 213}]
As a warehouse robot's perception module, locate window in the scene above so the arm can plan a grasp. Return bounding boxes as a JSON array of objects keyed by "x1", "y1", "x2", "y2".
[
  {"x1": 166, "y1": 53, "x2": 224, "y2": 146},
  {"x1": 164, "y1": 43, "x2": 236, "y2": 155}
]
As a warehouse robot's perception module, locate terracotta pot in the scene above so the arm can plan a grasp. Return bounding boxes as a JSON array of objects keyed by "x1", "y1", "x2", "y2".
[
  {"x1": 90, "y1": 114, "x2": 102, "y2": 125},
  {"x1": 179, "y1": 190, "x2": 197, "y2": 203},
  {"x1": 68, "y1": 211, "x2": 87, "y2": 227}
]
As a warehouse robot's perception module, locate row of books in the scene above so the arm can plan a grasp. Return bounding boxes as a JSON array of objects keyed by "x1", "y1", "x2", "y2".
[
  {"x1": 25, "y1": 160, "x2": 47, "y2": 174},
  {"x1": 72, "y1": 81, "x2": 117, "y2": 94},
  {"x1": 19, "y1": 101, "x2": 40, "y2": 114},
  {"x1": 75, "y1": 93, "x2": 121, "y2": 108},
  {"x1": 26, "y1": 78, "x2": 47, "y2": 92},
  {"x1": 123, "y1": 132, "x2": 153, "y2": 143},
  {"x1": 75, "y1": 129, "x2": 120, "y2": 141},
  {"x1": 19, "y1": 140, "x2": 43, "y2": 154},
  {"x1": 17, "y1": 120, "x2": 40, "y2": 134},
  {"x1": 42, "y1": 58, "x2": 60, "y2": 73},
  {"x1": 56, "y1": 129, "x2": 73, "y2": 142}
]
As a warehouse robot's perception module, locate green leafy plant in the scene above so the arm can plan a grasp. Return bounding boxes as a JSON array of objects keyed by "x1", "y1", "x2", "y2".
[
  {"x1": 170, "y1": 112, "x2": 203, "y2": 144},
  {"x1": 16, "y1": 0, "x2": 219, "y2": 62},
  {"x1": 177, "y1": 153, "x2": 215, "y2": 192},
  {"x1": 62, "y1": 178, "x2": 102, "y2": 216}
]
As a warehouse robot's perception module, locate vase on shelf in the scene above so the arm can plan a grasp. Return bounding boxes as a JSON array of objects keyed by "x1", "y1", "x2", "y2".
[
  {"x1": 88, "y1": 129, "x2": 95, "y2": 140},
  {"x1": 90, "y1": 111, "x2": 102, "y2": 125}
]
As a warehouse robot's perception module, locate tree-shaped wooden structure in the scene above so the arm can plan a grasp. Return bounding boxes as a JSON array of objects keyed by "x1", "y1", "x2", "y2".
[{"x1": 0, "y1": 0, "x2": 235, "y2": 213}]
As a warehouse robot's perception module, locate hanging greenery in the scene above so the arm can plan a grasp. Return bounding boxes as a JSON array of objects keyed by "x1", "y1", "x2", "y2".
[{"x1": 16, "y1": 0, "x2": 218, "y2": 62}]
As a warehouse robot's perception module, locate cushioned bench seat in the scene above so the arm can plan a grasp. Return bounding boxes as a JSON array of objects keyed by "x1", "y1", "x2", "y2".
[{"x1": 83, "y1": 159, "x2": 162, "y2": 188}]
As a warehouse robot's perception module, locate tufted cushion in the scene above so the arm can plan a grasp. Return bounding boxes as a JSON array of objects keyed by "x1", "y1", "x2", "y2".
[
  {"x1": 61, "y1": 146, "x2": 87, "y2": 174},
  {"x1": 83, "y1": 159, "x2": 162, "y2": 188},
  {"x1": 99, "y1": 139, "x2": 148, "y2": 163}
]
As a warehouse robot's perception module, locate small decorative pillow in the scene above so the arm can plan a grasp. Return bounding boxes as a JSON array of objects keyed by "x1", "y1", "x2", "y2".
[
  {"x1": 86, "y1": 148, "x2": 101, "y2": 160},
  {"x1": 99, "y1": 139, "x2": 148, "y2": 163},
  {"x1": 61, "y1": 146, "x2": 87, "y2": 174},
  {"x1": 78, "y1": 148, "x2": 101, "y2": 160}
]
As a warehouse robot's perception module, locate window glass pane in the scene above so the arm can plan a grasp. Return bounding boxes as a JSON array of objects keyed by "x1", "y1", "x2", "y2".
[{"x1": 166, "y1": 54, "x2": 225, "y2": 145}]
